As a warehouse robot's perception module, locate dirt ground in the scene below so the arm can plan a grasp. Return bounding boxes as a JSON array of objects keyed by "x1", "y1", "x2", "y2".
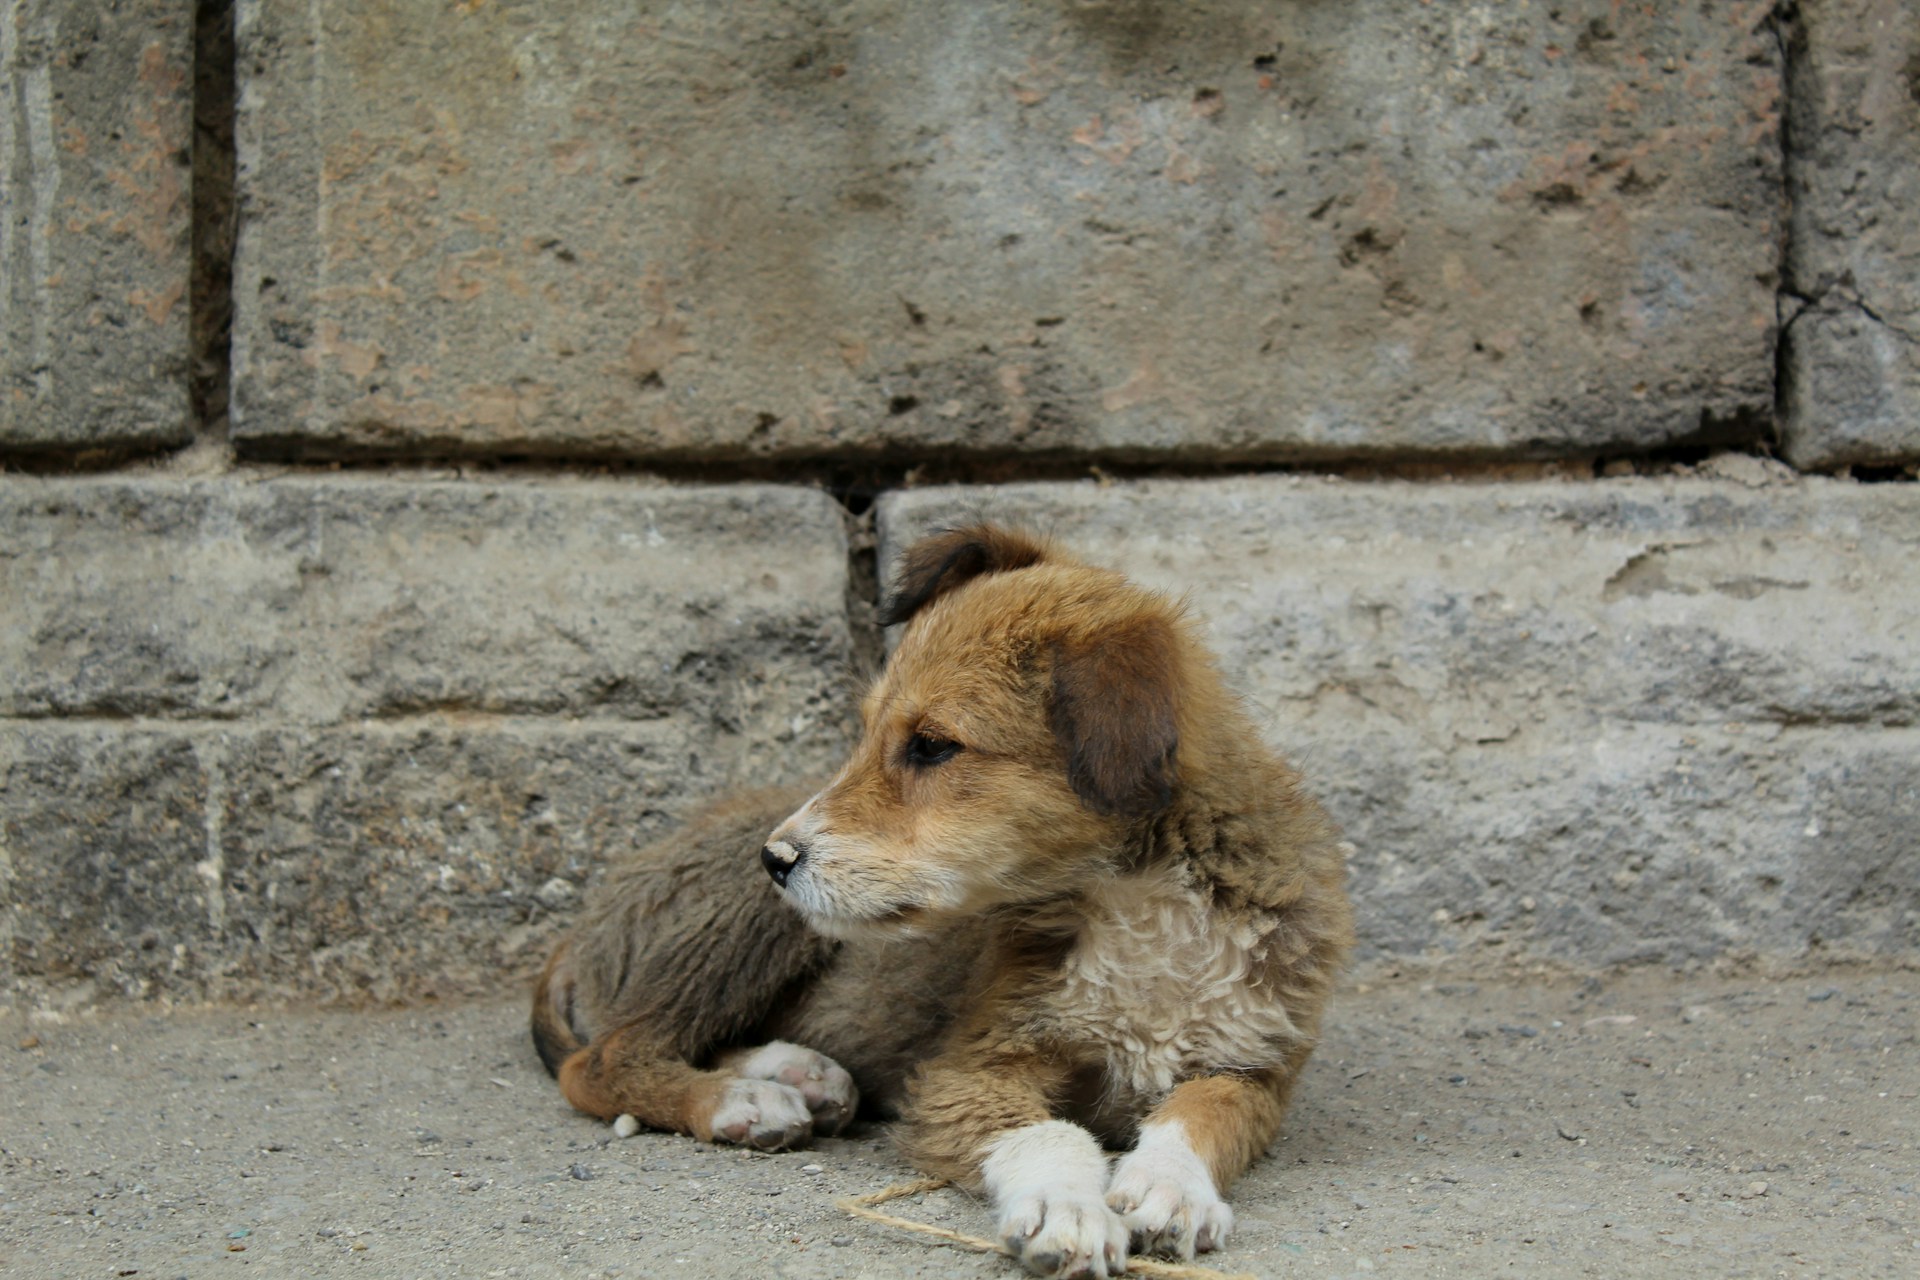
[{"x1": 3, "y1": 967, "x2": 1914, "y2": 1280}]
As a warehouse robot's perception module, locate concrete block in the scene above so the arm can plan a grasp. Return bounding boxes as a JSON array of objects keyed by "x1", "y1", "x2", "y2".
[
  {"x1": 879, "y1": 474, "x2": 1920, "y2": 963},
  {"x1": 3, "y1": 719, "x2": 842, "y2": 1004},
  {"x1": 233, "y1": 0, "x2": 1781, "y2": 463},
  {"x1": 1, "y1": 476, "x2": 858, "y2": 1004},
  {"x1": 0, "y1": 0, "x2": 192, "y2": 452},
  {"x1": 1781, "y1": 0, "x2": 1920, "y2": 469},
  {"x1": 1, "y1": 728, "x2": 210, "y2": 1003},
  {"x1": 0, "y1": 477, "x2": 854, "y2": 728}
]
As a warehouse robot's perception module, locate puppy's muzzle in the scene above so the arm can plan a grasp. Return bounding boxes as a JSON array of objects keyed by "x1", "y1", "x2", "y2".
[{"x1": 761, "y1": 838, "x2": 808, "y2": 888}]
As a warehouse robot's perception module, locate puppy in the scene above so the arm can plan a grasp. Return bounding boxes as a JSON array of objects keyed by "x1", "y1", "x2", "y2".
[{"x1": 533, "y1": 524, "x2": 1353, "y2": 1277}]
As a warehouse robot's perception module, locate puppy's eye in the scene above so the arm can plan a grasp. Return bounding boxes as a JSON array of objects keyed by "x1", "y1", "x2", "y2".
[{"x1": 905, "y1": 732, "x2": 962, "y2": 768}]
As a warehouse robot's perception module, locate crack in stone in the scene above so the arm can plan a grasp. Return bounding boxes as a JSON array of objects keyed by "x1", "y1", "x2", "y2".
[{"x1": 1789, "y1": 282, "x2": 1920, "y2": 346}]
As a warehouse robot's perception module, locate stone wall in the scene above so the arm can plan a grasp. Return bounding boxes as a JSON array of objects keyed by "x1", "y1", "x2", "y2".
[{"x1": 3, "y1": 0, "x2": 1915, "y2": 1007}]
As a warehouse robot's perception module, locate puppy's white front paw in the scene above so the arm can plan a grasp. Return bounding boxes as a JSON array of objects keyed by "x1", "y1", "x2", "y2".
[
  {"x1": 732, "y1": 1041, "x2": 859, "y2": 1135},
  {"x1": 998, "y1": 1186, "x2": 1129, "y2": 1278},
  {"x1": 1107, "y1": 1121, "x2": 1233, "y2": 1260},
  {"x1": 982, "y1": 1119, "x2": 1126, "y2": 1278},
  {"x1": 706, "y1": 1078, "x2": 813, "y2": 1151}
]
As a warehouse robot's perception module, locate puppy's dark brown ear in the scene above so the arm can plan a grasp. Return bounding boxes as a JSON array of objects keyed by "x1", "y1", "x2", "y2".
[
  {"x1": 1050, "y1": 616, "x2": 1182, "y2": 818},
  {"x1": 878, "y1": 524, "x2": 1051, "y2": 626}
]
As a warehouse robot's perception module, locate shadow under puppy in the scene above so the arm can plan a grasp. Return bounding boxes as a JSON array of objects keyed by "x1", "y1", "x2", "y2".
[{"x1": 533, "y1": 524, "x2": 1354, "y2": 1277}]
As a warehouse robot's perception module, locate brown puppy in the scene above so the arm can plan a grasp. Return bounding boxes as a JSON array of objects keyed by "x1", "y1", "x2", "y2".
[{"x1": 533, "y1": 524, "x2": 1354, "y2": 1278}]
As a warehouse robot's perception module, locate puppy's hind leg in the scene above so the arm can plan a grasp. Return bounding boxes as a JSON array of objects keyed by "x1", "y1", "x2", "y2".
[
  {"x1": 717, "y1": 1040, "x2": 859, "y2": 1137},
  {"x1": 537, "y1": 926, "x2": 852, "y2": 1152},
  {"x1": 533, "y1": 786, "x2": 853, "y2": 1150},
  {"x1": 554, "y1": 1021, "x2": 823, "y2": 1151}
]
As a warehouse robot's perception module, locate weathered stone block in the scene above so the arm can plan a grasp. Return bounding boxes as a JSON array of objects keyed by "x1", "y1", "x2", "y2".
[
  {"x1": 234, "y1": 0, "x2": 1781, "y2": 463},
  {"x1": 1, "y1": 728, "x2": 210, "y2": 1003},
  {"x1": 212, "y1": 722, "x2": 830, "y2": 1002},
  {"x1": 3, "y1": 720, "x2": 841, "y2": 1004},
  {"x1": 1781, "y1": 0, "x2": 1920, "y2": 469},
  {"x1": 0, "y1": 0, "x2": 192, "y2": 452},
  {"x1": 880, "y1": 474, "x2": 1920, "y2": 962},
  {"x1": 1, "y1": 476, "x2": 858, "y2": 1004},
  {"x1": 0, "y1": 478, "x2": 854, "y2": 728}
]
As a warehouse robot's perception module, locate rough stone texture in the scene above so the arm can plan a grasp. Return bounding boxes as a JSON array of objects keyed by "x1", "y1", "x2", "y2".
[
  {"x1": 7, "y1": 0, "x2": 1918, "y2": 1018},
  {"x1": 880, "y1": 475, "x2": 1920, "y2": 965},
  {"x1": 0, "y1": 729, "x2": 208, "y2": 1006},
  {"x1": 0, "y1": 0, "x2": 193, "y2": 453},
  {"x1": 233, "y1": 0, "x2": 1782, "y2": 463},
  {"x1": 1781, "y1": 0, "x2": 1920, "y2": 469},
  {"x1": 0, "y1": 479, "x2": 856, "y2": 1004},
  {"x1": 0, "y1": 478, "x2": 852, "y2": 724},
  {"x1": 1, "y1": 721, "x2": 818, "y2": 1006}
]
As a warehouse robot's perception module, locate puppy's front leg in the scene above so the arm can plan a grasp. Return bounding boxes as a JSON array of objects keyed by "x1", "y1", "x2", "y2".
[
  {"x1": 985, "y1": 1118, "x2": 1129, "y2": 1280},
  {"x1": 901, "y1": 1052, "x2": 1127, "y2": 1279},
  {"x1": 1106, "y1": 1049, "x2": 1312, "y2": 1260}
]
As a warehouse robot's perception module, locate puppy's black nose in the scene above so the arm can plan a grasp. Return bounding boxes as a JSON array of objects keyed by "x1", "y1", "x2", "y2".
[{"x1": 762, "y1": 839, "x2": 805, "y2": 888}]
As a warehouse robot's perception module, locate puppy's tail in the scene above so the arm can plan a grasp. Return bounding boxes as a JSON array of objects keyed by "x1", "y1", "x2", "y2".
[{"x1": 531, "y1": 940, "x2": 586, "y2": 1077}]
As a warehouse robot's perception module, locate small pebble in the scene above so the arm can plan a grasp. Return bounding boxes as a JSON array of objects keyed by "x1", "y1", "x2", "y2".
[
  {"x1": 570, "y1": 1163, "x2": 595, "y2": 1181},
  {"x1": 317, "y1": 1227, "x2": 338, "y2": 1239},
  {"x1": 1742, "y1": 1181, "x2": 1769, "y2": 1198},
  {"x1": 17, "y1": 1035, "x2": 39, "y2": 1051},
  {"x1": 800, "y1": 1164, "x2": 824, "y2": 1175},
  {"x1": 613, "y1": 1114, "x2": 640, "y2": 1139},
  {"x1": 831, "y1": 1236, "x2": 854, "y2": 1247}
]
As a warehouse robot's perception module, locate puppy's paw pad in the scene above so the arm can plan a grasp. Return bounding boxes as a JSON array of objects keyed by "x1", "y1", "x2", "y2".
[
  {"x1": 707, "y1": 1078, "x2": 814, "y2": 1151},
  {"x1": 1107, "y1": 1149, "x2": 1233, "y2": 1261},
  {"x1": 997, "y1": 1189, "x2": 1128, "y2": 1278},
  {"x1": 733, "y1": 1041, "x2": 859, "y2": 1134}
]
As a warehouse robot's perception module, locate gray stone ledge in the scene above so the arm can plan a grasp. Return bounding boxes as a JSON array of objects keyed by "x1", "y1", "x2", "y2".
[
  {"x1": 0, "y1": 476, "x2": 855, "y2": 726},
  {"x1": 880, "y1": 474, "x2": 1920, "y2": 963}
]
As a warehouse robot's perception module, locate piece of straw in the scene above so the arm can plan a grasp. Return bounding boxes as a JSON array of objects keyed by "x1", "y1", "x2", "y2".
[{"x1": 834, "y1": 1178, "x2": 1259, "y2": 1280}]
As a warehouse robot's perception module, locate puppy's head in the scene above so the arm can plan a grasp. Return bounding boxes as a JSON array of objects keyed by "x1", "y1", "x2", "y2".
[{"x1": 763, "y1": 524, "x2": 1191, "y2": 938}]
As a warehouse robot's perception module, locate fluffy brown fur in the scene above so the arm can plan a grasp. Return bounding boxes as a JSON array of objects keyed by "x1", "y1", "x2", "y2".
[{"x1": 533, "y1": 525, "x2": 1354, "y2": 1278}]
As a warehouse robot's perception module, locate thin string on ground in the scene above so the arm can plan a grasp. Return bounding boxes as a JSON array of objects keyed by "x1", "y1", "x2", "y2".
[{"x1": 834, "y1": 1178, "x2": 1259, "y2": 1280}]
